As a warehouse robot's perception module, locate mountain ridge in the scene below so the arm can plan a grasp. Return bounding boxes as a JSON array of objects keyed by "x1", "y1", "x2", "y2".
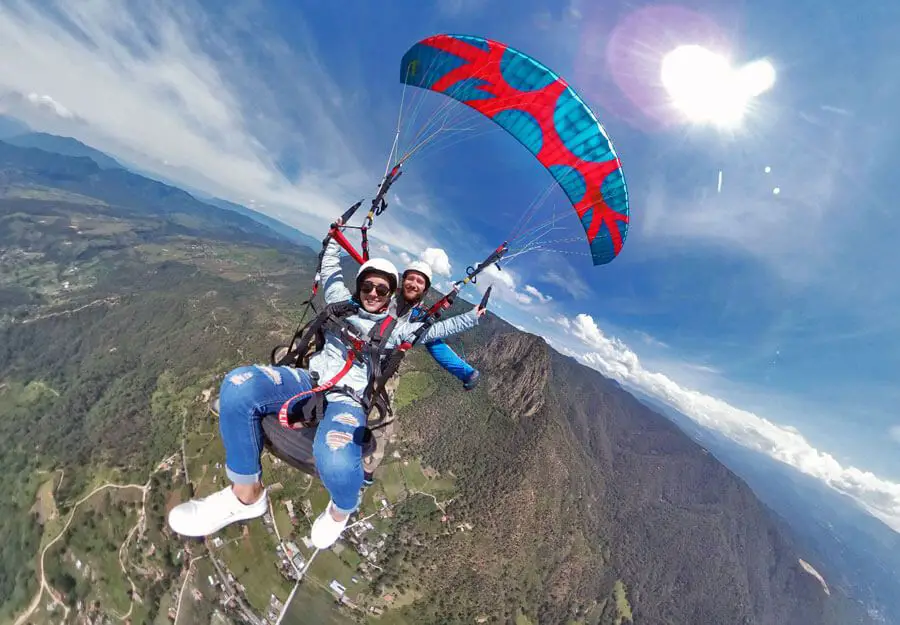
[
  {"x1": 0, "y1": 124, "x2": 321, "y2": 251},
  {"x1": 2, "y1": 132, "x2": 124, "y2": 170},
  {"x1": 630, "y1": 389, "x2": 900, "y2": 623},
  {"x1": 388, "y1": 331, "x2": 873, "y2": 624}
]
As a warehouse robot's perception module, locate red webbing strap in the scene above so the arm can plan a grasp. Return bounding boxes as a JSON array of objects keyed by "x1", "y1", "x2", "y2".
[
  {"x1": 377, "y1": 316, "x2": 394, "y2": 337},
  {"x1": 329, "y1": 228, "x2": 364, "y2": 264},
  {"x1": 277, "y1": 353, "x2": 356, "y2": 430},
  {"x1": 278, "y1": 314, "x2": 395, "y2": 430}
]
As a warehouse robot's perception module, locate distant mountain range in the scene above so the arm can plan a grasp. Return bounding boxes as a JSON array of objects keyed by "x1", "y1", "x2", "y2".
[
  {"x1": 2, "y1": 131, "x2": 124, "y2": 170},
  {"x1": 0, "y1": 115, "x2": 31, "y2": 140},
  {"x1": 631, "y1": 390, "x2": 900, "y2": 624},
  {"x1": 198, "y1": 195, "x2": 323, "y2": 251},
  {"x1": 0, "y1": 116, "x2": 321, "y2": 252}
]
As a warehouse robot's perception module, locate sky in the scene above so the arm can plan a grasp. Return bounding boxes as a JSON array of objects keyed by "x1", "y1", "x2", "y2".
[{"x1": 1, "y1": 0, "x2": 899, "y2": 533}]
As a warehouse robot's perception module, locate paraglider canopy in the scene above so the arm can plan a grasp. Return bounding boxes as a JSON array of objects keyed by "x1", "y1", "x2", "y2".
[{"x1": 399, "y1": 34, "x2": 630, "y2": 266}]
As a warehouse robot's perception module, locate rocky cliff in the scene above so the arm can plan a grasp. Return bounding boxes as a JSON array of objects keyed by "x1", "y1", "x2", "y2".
[{"x1": 392, "y1": 331, "x2": 872, "y2": 625}]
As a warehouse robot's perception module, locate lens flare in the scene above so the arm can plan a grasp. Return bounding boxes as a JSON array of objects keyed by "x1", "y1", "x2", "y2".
[{"x1": 661, "y1": 45, "x2": 776, "y2": 128}]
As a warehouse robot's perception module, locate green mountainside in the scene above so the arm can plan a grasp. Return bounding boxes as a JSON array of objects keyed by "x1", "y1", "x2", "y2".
[{"x1": 0, "y1": 142, "x2": 873, "y2": 625}]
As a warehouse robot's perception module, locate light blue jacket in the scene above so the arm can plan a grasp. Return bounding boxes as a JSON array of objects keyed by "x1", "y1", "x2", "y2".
[
  {"x1": 307, "y1": 239, "x2": 478, "y2": 402},
  {"x1": 392, "y1": 301, "x2": 476, "y2": 382}
]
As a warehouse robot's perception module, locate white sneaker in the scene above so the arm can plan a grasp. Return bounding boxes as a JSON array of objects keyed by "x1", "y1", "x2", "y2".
[
  {"x1": 168, "y1": 485, "x2": 268, "y2": 537},
  {"x1": 310, "y1": 501, "x2": 351, "y2": 549}
]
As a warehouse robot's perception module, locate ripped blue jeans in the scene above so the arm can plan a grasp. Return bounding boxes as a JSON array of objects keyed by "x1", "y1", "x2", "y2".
[{"x1": 217, "y1": 364, "x2": 367, "y2": 514}]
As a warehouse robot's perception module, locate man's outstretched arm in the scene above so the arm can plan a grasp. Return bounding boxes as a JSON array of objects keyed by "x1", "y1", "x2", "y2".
[{"x1": 425, "y1": 339, "x2": 480, "y2": 390}]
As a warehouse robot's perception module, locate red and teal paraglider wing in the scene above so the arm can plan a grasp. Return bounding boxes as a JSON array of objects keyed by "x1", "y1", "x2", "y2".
[{"x1": 400, "y1": 34, "x2": 629, "y2": 266}]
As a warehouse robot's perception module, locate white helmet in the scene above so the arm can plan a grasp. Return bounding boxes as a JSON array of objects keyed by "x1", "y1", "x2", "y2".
[
  {"x1": 356, "y1": 258, "x2": 399, "y2": 292},
  {"x1": 403, "y1": 260, "x2": 433, "y2": 288}
]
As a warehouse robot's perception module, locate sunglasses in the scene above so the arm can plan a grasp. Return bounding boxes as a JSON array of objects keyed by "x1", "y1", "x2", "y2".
[{"x1": 360, "y1": 280, "x2": 391, "y2": 297}]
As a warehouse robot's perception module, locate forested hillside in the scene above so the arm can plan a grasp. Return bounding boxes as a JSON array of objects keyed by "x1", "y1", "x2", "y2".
[
  {"x1": 0, "y1": 154, "x2": 316, "y2": 621},
  {"x1": 0, "y1": 141, "x2": 875, "y2": 624},
  {"x1": 384, "y1": 333, "x2": 874, "y2": 625}
]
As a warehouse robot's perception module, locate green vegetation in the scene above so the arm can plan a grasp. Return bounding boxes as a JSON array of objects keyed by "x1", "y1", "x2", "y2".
[
  {"x1": 393, "y1": 370, "x2": 437, "y2": 411},
  {"x1": 219, "y1": 521, "x2": 292, "y2": 613},
  {"x1": 378, "y1": 462, "x2": 408, "y2": 502},
  {"x1": 1, "y1": 184, "x2": 109, "y2": 205},
  {"x1": 0, "y1": 381, "x2": 55, "y2": 621},
  {"x1": 43, "y1": 489, "x2": 142, "y2": 616},
  {"x1": 283, "y1": 581, "x2": 355, "y2": 624},
  {"x1": 309, "y1": 550, "x2": 357, "y2": 589},
  {"x1": 165, "y1": 556, "x2": 221, "y2": 625},
  {"x1": 612, "y1": 580, "x2": 633, "y2": 624},
  {"x1": 515, "y1": 609, "x2": 536, "y2": 625},
  {"x1": 0, "y1": 177, "x2": 313, "y2": 622},
  {"x1": 0, "y1": 173, "x2": 678, "y2": 625}
]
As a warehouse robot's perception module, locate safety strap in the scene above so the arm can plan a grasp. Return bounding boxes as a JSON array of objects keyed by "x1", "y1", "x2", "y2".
[
  {"x1": 277, "y1": 352, "x2": 357, "y2": 429},
  {"x1": 277, "y1": 312, "x2": 399, "y2": 430},
  {"x1": 274, "y1": 301, "x2": 362, "y2": 368}
]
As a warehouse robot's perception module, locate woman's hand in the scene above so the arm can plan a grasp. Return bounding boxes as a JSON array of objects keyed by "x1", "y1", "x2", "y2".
[{"x1": 474, "y1": 305, "x2": 487, "y2": 318}]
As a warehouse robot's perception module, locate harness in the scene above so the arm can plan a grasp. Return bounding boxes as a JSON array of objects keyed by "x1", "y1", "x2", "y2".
[
  {"x1": 264, "y1": 165, "x2": 505, "y2": 440},
  {"x1": 269, "y1": 300, "x2": 404, "y2": 436}
]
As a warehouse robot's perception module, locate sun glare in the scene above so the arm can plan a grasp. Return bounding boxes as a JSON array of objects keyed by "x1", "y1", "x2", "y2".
[
  {"x1": 661, "y1": 45, "x2": 776, "y2": 128},
  {"x1": 737, "y1": 60, "x2": 776, "y2": 97}
]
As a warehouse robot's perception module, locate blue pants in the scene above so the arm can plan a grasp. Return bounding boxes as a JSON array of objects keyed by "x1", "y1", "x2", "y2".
[{"x1": 217, "y1": 364, "x2": 367, "y2": 514}]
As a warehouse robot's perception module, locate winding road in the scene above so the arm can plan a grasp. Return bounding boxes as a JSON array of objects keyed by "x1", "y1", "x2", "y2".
[{"x1": 13, "y1": 452, "x2": 177, "y2": 625}]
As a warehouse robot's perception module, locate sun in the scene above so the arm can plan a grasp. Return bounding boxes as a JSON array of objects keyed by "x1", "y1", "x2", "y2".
[{"x1": 660, "y1": 45, "x2": 776, "y2": 128}]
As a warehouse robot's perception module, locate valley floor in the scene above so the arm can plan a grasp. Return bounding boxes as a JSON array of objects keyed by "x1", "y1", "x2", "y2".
[{"x1": 14, "y1": 380, "x2": 460, "y2": 625}]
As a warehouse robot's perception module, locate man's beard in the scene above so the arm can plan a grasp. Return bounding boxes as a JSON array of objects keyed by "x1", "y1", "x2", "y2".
[{"x1": 403, "y1": 287, "x2": 421, "y2": 302}]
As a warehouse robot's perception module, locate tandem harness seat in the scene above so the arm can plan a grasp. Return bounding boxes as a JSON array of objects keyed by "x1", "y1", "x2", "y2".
[
  {"x1": 209, "y1": 299, "x2": 408, "y2": 480},
  {"x1": 209, "y1": 396, "x2": 386, "y2": 480},
  {"x1": 268, "y1": 299, "x2": 406, "y2": 435}
]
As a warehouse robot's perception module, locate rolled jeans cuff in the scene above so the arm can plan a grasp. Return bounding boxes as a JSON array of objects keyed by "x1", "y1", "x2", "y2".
[
  {"x1": 227, "y1": 465, "x2": 261, "y2": 485},
  {"x1": 331, "y1": 490, "x2": 363, "y2": 516}
]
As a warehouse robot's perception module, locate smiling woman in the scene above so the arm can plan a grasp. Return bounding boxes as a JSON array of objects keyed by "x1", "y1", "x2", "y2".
[{"x1": 660, "y1": 44, "x2": 776, "y2": 128}]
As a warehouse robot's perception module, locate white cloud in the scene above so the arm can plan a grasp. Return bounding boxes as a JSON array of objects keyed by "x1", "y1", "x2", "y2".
[
  {"x1": 534, "y1": 0, "x2": 583, "y2": 31},
  {"x1": 524, "y1": 284, "x2": 552, "y2": 303},
  {"x1": 482, "y1": 263, "x2": 516, "y2": 291},
  {"x1": 637, "y1": 330, "x2": 668, "y2": 349},
  {"x1": 399, "y1": 252, "x2": 412, "y2": 264},
  {"x1": 0, "y1": 1, "x2": 586, "y2": 318},
  {"x1": 420, "y1": 248, "x2": 452, "y2": 277},
  {"x1": 568, "y1": 312, "x2": 900, "y2": 533},
  {"x1": 568, "y1": 1, "x2": 583, "y2": 21},
  {"x1": 26, "y1": 92, "x2": 72, "y2": 118},
  {"x1": 465, "y1": 263, "x2": 562, "y2": 313},
  {"x1": 542, "y1": 264, "x2": 590, "y2": 299},
  {"x1": 890, "y1": 426, "x2": 900, "y2": 445},
  {"x1": 682, "y1": 362, "x2": 720, "y2": 375},
  {"x1": 477, "y1": 263, "x2": 538, "y2": 308},
  {"x1": 0, "y1": 0, "x2": 437, "y2": 256},
  {"x1": 548, "y1": 314, "x2": 571, "y2": 331}
]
